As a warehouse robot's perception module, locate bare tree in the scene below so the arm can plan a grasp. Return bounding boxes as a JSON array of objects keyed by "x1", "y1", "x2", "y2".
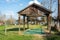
[{"x1": 7, "y1": 15, "x2": 16, "y2": 25}]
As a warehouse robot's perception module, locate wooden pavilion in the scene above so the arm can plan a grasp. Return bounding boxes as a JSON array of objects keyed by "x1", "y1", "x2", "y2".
[{"x1": 18, "y1": 3, "x2": 52, "y2": 31}]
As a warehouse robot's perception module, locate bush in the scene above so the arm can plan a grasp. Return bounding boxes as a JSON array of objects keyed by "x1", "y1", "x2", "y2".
[{"x1": 47, "y1": 35, "x2": 60, "y2": 40}]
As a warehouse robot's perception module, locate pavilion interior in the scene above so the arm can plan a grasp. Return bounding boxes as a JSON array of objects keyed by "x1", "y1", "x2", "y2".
[{"x1": 18, "y1": 3, "x2": 52, "y2": 31}]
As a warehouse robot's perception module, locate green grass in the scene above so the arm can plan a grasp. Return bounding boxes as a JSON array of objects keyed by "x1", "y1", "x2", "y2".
[
  {"x1": 0, "y1": 25, "x2": 5, "y2": 30},
  {"x1": 0, "y1": 25, "x2": 45, "y2": 40},
  {"x1": 0, "y1": 25, "x2": 60, "y2": 40},
  {"x1": 0, "y1": 33, "x2": 33, "y2": 40},
  {"x1": 0, "y1": 25, "x2": 34, "y2": 40}
]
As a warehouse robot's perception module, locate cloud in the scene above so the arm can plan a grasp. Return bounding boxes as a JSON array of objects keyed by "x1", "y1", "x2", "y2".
[
  {"x1": 6, "y1": 0, "x2": 10, "y2": 2},
  {"x1": 2, "y1": 10, "x2": 20, "y2": 19},
  {"x1": 14, "y1": 0, "x2": 19, "y2": 2},
  {"x1": 12, "y1": 0, "x2": 19, "y2": 2},
  {"x1": 19, "y1": 4, "x2": 23, "y2": 6},
  {"x1": 5, "y1": 0, "x2": 18, "y2": 2},
  {"x1": 2, "y1": 10, "x2": 16, "y2": 19},
  {"x1": 5, "y1": 11, "x2": 15, "y2": 16},
  {"x1": 29, "y1": 0, "x2": 42, "y2": 6}
]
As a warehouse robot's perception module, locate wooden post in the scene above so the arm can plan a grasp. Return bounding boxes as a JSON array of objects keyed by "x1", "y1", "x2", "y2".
[
  {"x1": 27, "y1": 16, "x2": 29, "y2": 29},
  {"x1": 23, "y1": 15, "x2": 25, "y2": 30},
  {"x1": 46, "y1": 14, "x2": 51, "y2": 33},
  {"x1": 46, "y1": 15, "x2": 48, "y2": 30},
  {"x1": 36, "y1": 18, "x2": 37, "y2": 25},
  {"x1": 36, "y1": 18, "x2": 38, "y2": 25},
  {"x1": 31, "y1": 20, "x2": 32, "y2": 25}
]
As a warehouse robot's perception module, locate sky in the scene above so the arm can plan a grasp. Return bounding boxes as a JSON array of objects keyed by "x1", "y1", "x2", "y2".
[{"x1": 0, "y1": 0, "x2": 58, "y2": 20}]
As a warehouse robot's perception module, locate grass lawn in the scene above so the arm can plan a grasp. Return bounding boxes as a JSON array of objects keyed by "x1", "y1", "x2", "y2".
[
  {"x1": 0, "y1": 31, "x2": 34, "y2": 40},
  {"x1": 0, "y1": 25, "x2": 60, "y2": 40},
  {"x1": 0, "y1": 25, "x2": 46, "y2": 40}
]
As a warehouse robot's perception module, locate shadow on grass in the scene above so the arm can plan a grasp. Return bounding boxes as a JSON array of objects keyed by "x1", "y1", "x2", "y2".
[
  {"x1": 44, "y1": 32, "x2": 60, "y2": 40},
  {"x1": 55, "y1": 32, "x2": 60, "y2": 35},
  {"x1": 46, "y1": 35, "x2": 60, "y2": 40},
  {"x1": 3, "y1": 28, "x2": 28, "y2": 31}
]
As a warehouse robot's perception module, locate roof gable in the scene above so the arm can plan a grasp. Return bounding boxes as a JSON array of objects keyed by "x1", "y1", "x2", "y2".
[{"x1": 18, "y1": 3, "x2": 52, "y2": 17}]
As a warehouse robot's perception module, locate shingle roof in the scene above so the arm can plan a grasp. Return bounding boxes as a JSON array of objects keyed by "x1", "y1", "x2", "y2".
[{"x1": 18, "y1": 3, "x2": 52, "y2": 17}]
